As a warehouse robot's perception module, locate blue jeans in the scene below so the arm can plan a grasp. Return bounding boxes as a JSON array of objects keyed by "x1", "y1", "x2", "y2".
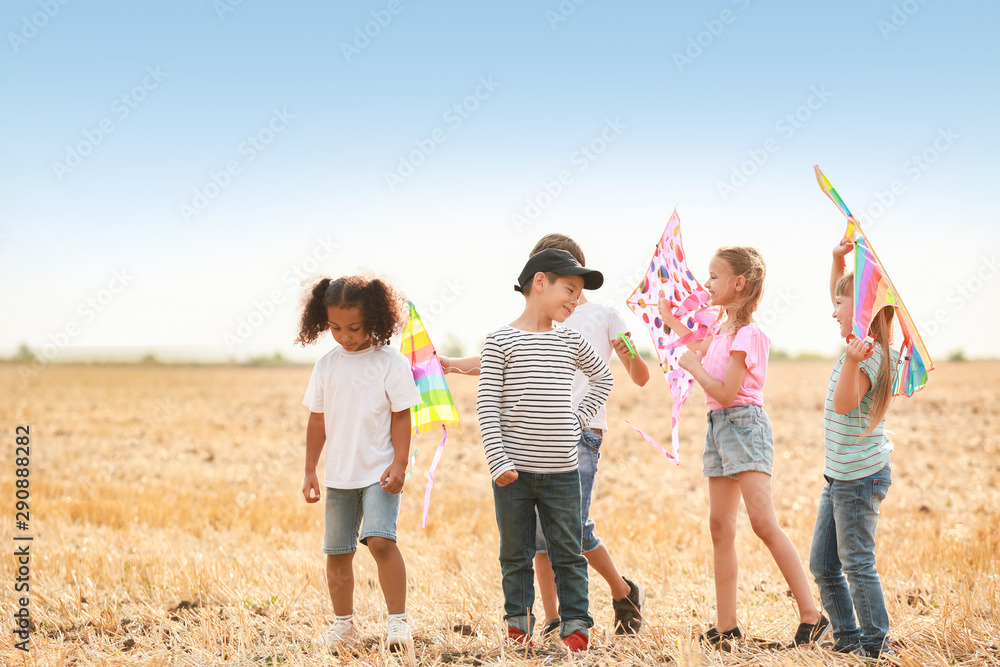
[
  {"x1": 493, "y1": 470, "x2": 593, "y2": 638},
  {"x1": 535, "y1": 428, "x2": 603, "y2": 553},
  {"x1": 809, "y1": 463, "x2": 892, "y2": 655}
]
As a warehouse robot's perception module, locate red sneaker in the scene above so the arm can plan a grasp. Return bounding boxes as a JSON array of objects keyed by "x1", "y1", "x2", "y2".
[
  {"x1": 562, "y1": 630, "x2": 589, "y2": 652},
  {"x1": 507, "y1": 626, "x2": 534, "y2": 647}
]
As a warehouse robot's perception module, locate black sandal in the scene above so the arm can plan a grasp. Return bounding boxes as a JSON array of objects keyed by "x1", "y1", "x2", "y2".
[{"x1": 699, "y1": 625, "x2": 742, "y2": 651}]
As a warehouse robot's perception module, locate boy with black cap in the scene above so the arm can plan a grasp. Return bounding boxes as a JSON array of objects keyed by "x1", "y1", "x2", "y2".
[{"x1": 476, "y1": 248, "x2": 614, "y2": 652}]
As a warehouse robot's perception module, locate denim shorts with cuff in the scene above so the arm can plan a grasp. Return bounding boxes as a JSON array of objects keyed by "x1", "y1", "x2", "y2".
[
  {"x1": 323, "y1": 481, "x2": 400, "y2": 554},
  {"x1": 703, "y1": 404, "x2": 774, "y2": 478}
]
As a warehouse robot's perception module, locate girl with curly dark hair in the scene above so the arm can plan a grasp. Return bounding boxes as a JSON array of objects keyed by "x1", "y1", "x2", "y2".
[{"x1": 297, "y1": 275, "x2": 422, "y2": 654}]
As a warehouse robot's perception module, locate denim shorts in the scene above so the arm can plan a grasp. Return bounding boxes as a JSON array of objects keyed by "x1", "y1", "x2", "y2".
[
  {"x1": 703, "y1": 404, "x2": 774, "y2": 478},
  {"x1": 323, "y1": 482, "x2": 400, "y2": 554},
  {"x1": 535, "y1": 428, "x2": 603, "y2": 554}
]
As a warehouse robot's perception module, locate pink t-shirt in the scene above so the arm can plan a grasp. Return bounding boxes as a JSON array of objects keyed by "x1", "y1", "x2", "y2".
[{"x1": 701, "y1": 323, "x2": 770, "y2": 410}]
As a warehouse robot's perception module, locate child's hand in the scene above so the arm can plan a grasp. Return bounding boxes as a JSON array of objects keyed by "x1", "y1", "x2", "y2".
[
  {"x1": 302, "y1": 472, "x2": 322, "y2": 503},
  {"x1": 833, "y1": 237, "x2": 854, "y2": 259},
  {"x1": 678, "y1": 349, "x2": 704, "y2": 372},
  {"x1": 439, "y1": 355, "x2": 453, "y2": 374},
  {"x1": 657, "y1": 293, "x2": 678, "y2": 326},
  {"x1": 494, "y1": 470, "x2": 519, "y2": 487},
  {"x1": 611, "y1": 334, "x2": 633, "y2": 359},
  {"x1": 380, "y1": 461, "x2": 407, "y2": 494},
  {"x1": 845, "y1": 335, "x2": 875, "y2": 363}
]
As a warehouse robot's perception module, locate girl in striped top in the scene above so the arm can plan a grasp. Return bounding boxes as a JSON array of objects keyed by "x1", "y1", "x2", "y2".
[{"x1": 808, "y1": 238, "x2": 898, "y2": 659}]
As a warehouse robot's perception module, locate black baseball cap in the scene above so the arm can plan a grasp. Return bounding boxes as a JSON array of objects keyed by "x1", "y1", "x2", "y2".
[{"x1": 514, "y1": 248, "x2": 604, "y2": 293}]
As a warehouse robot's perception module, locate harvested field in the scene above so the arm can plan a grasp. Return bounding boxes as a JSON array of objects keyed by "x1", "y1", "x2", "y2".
[{"x1": 2, "y1": 361, "x2": 998, "y2": 665}]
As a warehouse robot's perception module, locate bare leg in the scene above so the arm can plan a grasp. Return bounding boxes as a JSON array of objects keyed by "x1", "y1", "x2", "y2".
[
  {"x1": 708, "y1": 476, "x2": 742, "y2": 631},
  {"x1": 534, "y1": 552, "x2": 559, "y2": 624},
  {"x1": 366, "y1": 537, "x2": 407, "y2": 615},
  {"x1": 326, "y1": 553, "x2": 355, "y2": 616},
  {"x1": 584, "y1": 544, "x2": 632, "y2": 600},
  {"x1": 535, "y1": 551, "x2": 559, "y2": 623},
  {"x1": 738, "y1": 471, "x2": 821, "y2": 624}
]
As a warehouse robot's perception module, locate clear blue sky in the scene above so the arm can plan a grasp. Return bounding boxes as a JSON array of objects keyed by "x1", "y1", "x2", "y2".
[{"x1": 2, "y1": 0, "x2": 997, "y2": 364}]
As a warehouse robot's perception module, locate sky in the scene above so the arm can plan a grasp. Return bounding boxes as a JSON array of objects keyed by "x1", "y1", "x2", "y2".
[{"x1": 2, "y1": 0, "x2": 998, "y2": 365}]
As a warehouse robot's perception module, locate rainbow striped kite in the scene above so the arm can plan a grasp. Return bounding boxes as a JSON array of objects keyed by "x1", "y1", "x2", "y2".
[
  {"x1": 625, "y1": 208, "x2": 719, "y2": 463},
  {"x1": 399, "y1": 302, "x2": 462, "y2": 527},
  {"x1": 815, "y1": 165, "x2": 933, "y2": 395}
]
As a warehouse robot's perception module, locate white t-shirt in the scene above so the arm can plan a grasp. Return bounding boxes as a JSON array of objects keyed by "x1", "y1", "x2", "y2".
[
  {"x1": 302, "y1": 345, "x2": 422, "y2": 489},
  {"x1": 563, "y1": 302, "x2": 629, "y2": 430}
]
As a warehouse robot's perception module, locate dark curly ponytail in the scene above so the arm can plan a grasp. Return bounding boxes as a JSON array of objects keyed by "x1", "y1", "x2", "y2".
[{"x1": 295, "y1": 275, "x2": 407, "y2": 347}]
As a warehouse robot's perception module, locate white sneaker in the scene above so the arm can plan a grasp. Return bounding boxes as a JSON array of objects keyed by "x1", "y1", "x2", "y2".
[
  {"x1": 386, "y1": 615, "x2": 413, "y2": 652},
  {"x1": 321, "y1": 617, "x2": 356, "y2": 650}
]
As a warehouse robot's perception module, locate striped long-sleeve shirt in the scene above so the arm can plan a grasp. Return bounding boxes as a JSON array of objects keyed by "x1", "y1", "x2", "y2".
[
  {"x1": 823, "y1": 345, "x2": 897, "y2": 480},
  {"x1": 476, "y1": 325, "x2": 613, "y2": 481}
]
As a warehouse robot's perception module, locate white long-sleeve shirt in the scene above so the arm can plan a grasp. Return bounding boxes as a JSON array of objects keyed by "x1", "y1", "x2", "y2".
[{"x1": 476, "y1": 325, "x2": 613, "y2": 481}]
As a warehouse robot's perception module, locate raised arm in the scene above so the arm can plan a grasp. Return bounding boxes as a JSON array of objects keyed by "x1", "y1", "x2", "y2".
[
  {"x1": 832, "y1": 337, "x2": 875, "y2": 414},
  {"x1": 831, "y1": 238, "x2": 854, "y2": 305}
]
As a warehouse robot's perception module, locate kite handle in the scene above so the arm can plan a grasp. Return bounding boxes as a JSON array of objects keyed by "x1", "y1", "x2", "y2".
[{"x1": 617, "y1": 333, "x2": 637, "y2": 358}]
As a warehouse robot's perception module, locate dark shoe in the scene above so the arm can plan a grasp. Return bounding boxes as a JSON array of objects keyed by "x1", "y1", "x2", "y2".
[
  {"x1": 539, "y1": 619, "x2": 560, "y2": 638},
  {"x1": 791, "y1": 614, "x2": 831, "y2": 646},
  {"x1": 562, "y1": 630, "x2": 588, "y2": 652},
  {"x1": 820, "y1": 640, "x2": 865, "y2": 655},
  {"x1": 863, "y1": 643, "x2": 898, "y2": 661},
  {"x1": 612, "y1": 577, "x2": 645, "y2": 635},
  {"x1": 699, "y1": 625, "x2": 741, "y2": 651}
]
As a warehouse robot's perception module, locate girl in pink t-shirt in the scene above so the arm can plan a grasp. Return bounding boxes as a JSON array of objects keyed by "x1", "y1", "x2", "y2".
[{"x1": 659, "y1": 247, "x2": 828, "y2": 650}]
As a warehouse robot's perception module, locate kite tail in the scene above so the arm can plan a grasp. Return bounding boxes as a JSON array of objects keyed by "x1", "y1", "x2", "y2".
[
  {"x1": 625, "y1": 420, "x2": 680, "y2": 465},
  {"x1": 421, "y1": 426, "x2": 448, "y2": 528}
]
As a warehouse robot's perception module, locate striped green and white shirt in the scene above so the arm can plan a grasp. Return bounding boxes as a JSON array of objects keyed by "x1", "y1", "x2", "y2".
[{"x1": 823, "y1": 345, "x2": 895, "y2": 480}]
